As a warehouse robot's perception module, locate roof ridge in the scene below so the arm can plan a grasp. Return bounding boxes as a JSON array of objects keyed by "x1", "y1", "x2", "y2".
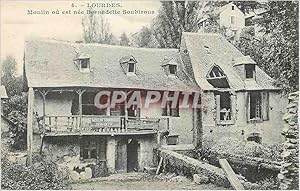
[{"x1": 25, "y1": 39, "x2": 179, "y2": 52}]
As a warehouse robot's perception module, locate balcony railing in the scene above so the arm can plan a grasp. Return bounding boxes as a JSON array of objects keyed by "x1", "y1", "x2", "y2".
[{"x1": 43, "y1": 115, "x2": 169, "y2": 135}]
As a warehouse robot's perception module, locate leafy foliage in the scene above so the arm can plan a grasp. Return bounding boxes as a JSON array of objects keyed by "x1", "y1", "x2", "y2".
[
  {"x1": 119, "y1": 32, "x2": 130, "y2": 46},
  {"x1": 131, "y1": 26, "x2": 159, "y2": 48},
  {"x1": 235, "y1": 1, "x2": 299, "y2": 92},
  {"x1": 1, "y1": 156, "x2": 71, "y2": 190},
  {"x1": 152, "y1": 1, "x2": 200, "y2": 48},
  {"x1": 1, "y1": 56, "x2": 23, "y2": 96},
  {"x1": 202, "y1": 137, "x2": 282, "y2": 161},
  {"x1": 1, "y1": 56, "x2": 28, "y2": 150}
]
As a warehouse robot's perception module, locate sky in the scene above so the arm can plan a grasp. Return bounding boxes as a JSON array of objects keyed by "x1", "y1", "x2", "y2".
[{"x1": 0, "y1": 0, "x2": 161, "y2": 75}]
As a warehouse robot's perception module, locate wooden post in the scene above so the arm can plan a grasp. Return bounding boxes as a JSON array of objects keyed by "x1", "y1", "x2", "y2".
[
  {"x1": 156, "y1": 131, "x2": 161, "y2": 147},
  {"x1": 219, "y1": 159, "x2": 245, "y2": 190},
  {"x1": 75, "y1": 89, "x2": 86, "y2": 131},
  {"x1": 38, "y1": 89, "x2": 49, "y2": 132},
  {"x1": 193, "y1": 106, "x2": 202, "y2": 149},
  {"x1": 26, "y1": 87, "x2": 34, "y2": 166}
]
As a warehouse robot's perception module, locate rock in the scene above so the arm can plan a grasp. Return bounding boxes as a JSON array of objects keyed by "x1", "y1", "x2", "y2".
[
  {"x1": 169, "y1": 175, "x2": 191, "y2": 183},
  {"x1": 69, "y1": 170, "x2": 80, "y2": 181},
  {"x1": 193, "y1": 174, "x2": 209, "y2": 184},
  {"x1": 85, "y1": 167, "x2": 93, "y2": 179},
  {"x1": 79, "y1": 171, "x2": 88, "y2": 180}
]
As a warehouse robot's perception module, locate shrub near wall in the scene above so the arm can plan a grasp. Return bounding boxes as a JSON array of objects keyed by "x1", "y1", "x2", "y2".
[{"x1": 1, "y1": 156, "x2": 71, "y2": 190}]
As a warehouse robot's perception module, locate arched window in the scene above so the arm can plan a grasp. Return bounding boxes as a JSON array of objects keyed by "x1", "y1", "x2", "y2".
[{"x1": 206, "y1": 65, "x2": 230, "y2": 88}]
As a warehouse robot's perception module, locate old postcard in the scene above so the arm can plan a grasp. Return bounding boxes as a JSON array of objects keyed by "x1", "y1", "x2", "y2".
[{"x1": 0, "y1": 0, "x2": 299, "y2": 190}]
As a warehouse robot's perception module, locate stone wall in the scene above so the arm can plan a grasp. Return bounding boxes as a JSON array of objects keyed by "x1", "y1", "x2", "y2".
[
  {"x1": 41, "y1": 134, "x2": 156, "y2": 179},
  {"x1": 159, "y1": 149, "x2": 230, "y2": 187},
  {"x1": 278, "y1": 92, "x2": 299, "y2": 190}
]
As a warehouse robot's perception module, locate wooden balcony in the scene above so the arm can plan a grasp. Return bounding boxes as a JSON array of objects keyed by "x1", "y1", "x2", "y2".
[{"x1": 42, "y1": 115, "x2": 169, "y2": 136}]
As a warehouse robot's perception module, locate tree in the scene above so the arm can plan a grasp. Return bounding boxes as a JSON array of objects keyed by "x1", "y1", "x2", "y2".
[
  {"x1": 119, "y1": 32, "x2": 130, "y2": 46},
  {"x1": 236, "y1": 1, "x2": 299, "y2": 92},
  {"x1": 82, "y1": 11, "x2": 117, "y2": 44},
  {"x1": 1, "y1": 56, "x2": 23, "y2": 96},
  {"x1": 131, "y1": 27, "x2": 158, "y2": 48},
  {"x1": 152, "y1": 1, "x2": 201, "y2": 48}
]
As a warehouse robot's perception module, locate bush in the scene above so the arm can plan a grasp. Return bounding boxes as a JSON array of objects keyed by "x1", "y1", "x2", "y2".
[
  {"x1": 244, "y1": 177, "x2": 280, "y2": 190},
  {"x1": 207, "y1": 137, "x2": 282, "y2": 161},
  {"x1": 1, "y1": 156, "x2": 71, "y2": 190}
]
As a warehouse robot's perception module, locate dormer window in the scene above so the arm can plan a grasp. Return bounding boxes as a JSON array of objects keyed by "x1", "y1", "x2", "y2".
[
  {"x1": 120, "y1": 55, "x2": 137, "y2": 75},
  {"x1": 80, "y1": 59, "x2": 89, "y2": 69},
  {"x1": 162, "y1": 57, "x2": 177, "y2": 76},
  {"x1": 128, "y1": 62, "x2": 135, "y2": 73},
  {"x1": 169, "y1": 65, "x2": 177, "y2": 75},
  {"x1": 206, "y1": 65, "x2": 230, "y2": 88},
  {"x1": 234, "y1": 56, "x2": 257, "y2": 80},
  {"x1": 74, "y1": 52, "x2": 91, "y2": 73},
  {"x1": 245, "y1": 64, "x2": 255, "y2": 79}
]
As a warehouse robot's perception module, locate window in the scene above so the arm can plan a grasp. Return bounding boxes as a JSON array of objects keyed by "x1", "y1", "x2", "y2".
[
  {"x1": 162, "y1": 101, "x2": 179, "y2": 117},
  {"x1": 247, "y1": 133, "x2": 262, "y2": 144},
  {"x1": 169, "y1": 65, "x2": 177, "y2": 75},
  {"x1": 215, "y1": 92, "x2": 232, "y2": 123},
  {"x1": 80, "y1": 139, "x2": 106, "y2": 161},
  {"x1": 127, "y1": 105, "x2": 140, "y2": 118},
  {"x1": 81, "y1": 140, "x2": 97, "y2": 159},
  {"x1": 128, "y1": 62, "x2": 135, "y2": 73},
  {"x1": 230, "y1": 16, "x2": 235, "y2": 24},
  {"x1": 120, "y1": 56, "x2": 137, "y2": 75},
  {"x1": 81, "y1": 59, "x2": 89, "y2": 69},
  {"x1": 232, "y1": 5, "x2": 235, "y2": 10},
  {"x1": 207, "y1": 66, "x2": 230, "y2": 88},
  {"x1": 249, "y1": 92, "x2": 262, "y2": 120},
  {"x1": 245, "y1": 64, "x2": 255, "y2": 79},
  {"x1": 247, "y1": 91, "x2": 269, "y2": 121}
]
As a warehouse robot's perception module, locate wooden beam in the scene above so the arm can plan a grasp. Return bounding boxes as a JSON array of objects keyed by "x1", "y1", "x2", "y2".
[
  {"x1": 75, "y1": 89, "x2": 86, "y2": 131},
  {"x1": 219, "y1": 159, "x2": 245, "y2": 190},
  {"x1": 26, "y1": 87, "x2": 34, "y2": 166},
  {"x1": 38, "y1": 89, "x2": 49, "y2": 132},
  {"x1": 156, "y1": 157, "x2": 163, "y2": 175}
]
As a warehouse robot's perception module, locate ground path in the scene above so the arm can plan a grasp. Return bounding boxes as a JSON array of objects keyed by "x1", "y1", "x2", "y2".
[{"x1": 71, "y1": 172, "x2": 228, "y2": 190}]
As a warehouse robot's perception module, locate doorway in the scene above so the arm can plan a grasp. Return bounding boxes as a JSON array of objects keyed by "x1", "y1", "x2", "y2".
[
  {"x1": 116, "y1": 139, "x2": 127, "y2": 173},
  {"x1": 127, "y1": 139, "x2": 139, "y2": 172}
]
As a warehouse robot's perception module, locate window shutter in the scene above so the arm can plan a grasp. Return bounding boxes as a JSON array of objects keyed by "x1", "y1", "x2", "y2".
[
  {"x1": 216, "y1": 95, "x2": 220, "y2": 123},
  {"x1": 230, "y1": 94, "x2": 236, "y2": 123},
  {"x1": 262, "y1": 92, "x2": 269, "y2": 121},
  {"x1": 245, "y1": 92, "x2": 250, "y2": 122}
]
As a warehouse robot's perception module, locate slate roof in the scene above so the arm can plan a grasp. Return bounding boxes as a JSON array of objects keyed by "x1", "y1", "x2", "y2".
[
  {"x1": 0, "y1": 86, "x2": 8, "y2": 99},
  {"x1": 24, "y1": 40, "x2": 199, "y2": 92},
  {"x1": 182, "y1": 32, "x2": 280, "y2": 91}
]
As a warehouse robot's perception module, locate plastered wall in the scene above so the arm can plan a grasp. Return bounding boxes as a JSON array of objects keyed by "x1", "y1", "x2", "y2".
[
  {"x1": 219, "y1": 4, "x2": 245, "y2": 31},
  {"x1": 34, "y1": 91, "x2": 75, "y2": 117},
  {"x1": 202, "y1": 91, "x2": 287, "y2": 145},
  {"x1": 141, "y1": 101, "x2": 194, "y2": 144}
]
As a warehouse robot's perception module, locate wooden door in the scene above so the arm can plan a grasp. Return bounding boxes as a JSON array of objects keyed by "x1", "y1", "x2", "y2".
[{"x1": 115, "y1": 139, "x2": 127, "y2": 173}]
